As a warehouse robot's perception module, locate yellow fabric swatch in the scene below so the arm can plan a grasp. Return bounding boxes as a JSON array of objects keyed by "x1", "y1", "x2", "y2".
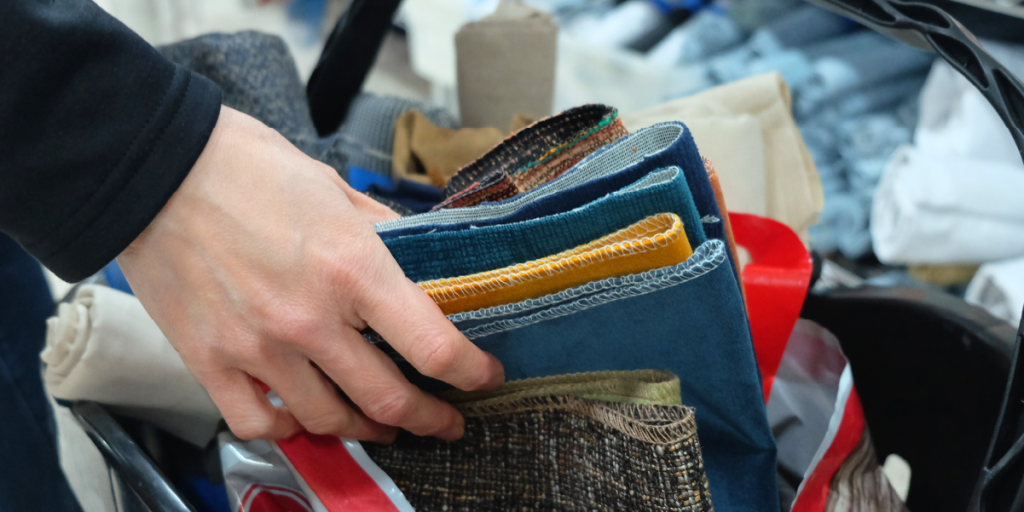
[{"x1": 419, "y1": 213, "x2": 692, "y2": 315}]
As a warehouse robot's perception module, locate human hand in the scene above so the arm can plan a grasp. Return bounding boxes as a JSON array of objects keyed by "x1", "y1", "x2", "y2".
[{"x1": 117, "y1": 106, "x2": 504, "y2": 443}]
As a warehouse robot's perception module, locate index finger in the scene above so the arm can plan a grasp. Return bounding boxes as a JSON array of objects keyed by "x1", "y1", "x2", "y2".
[{"x1": 358, "y1": 270, "x2": 504, "y2": 392}]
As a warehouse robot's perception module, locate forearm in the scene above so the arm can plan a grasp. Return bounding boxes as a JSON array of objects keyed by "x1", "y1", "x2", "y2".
[{"x1": 0, "y1": 0, "x2": 222, "y2": 281}]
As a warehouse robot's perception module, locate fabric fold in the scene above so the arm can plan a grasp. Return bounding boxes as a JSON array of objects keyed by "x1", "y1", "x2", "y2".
[
  {"x1": 386, "y1": 166, "x2": 702, "y2": 282},
  {"x1": 370, "y1": 239, "x2": 778, "y2": 512},
  {"x1": 419, "y1": 213, "x2": 692, "y2": 314},
  {"x1": 439, "y1": 369, "x2": 682, "y2": 406},
  {"x1": 621, "y1": 72, "x2": 823, "y2": 243},
  {"x1": 363, "y1": 394, "x2": 714, "y2": 512},
  {"x1": 871, "y1": 145, "x2": 1024, "y2": 264},
  {"x1": 441, "y1": 104, "x2": 628, "y2": 203},
  {"x1": 376, "y1": 123, "x2": 720, "y2": 262},
  {"x1": 41, "y1": 285, "x2": 221, "y2": 446}
]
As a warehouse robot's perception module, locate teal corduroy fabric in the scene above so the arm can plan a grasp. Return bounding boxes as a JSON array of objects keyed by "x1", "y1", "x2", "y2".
[{"x1": 385, "y1": 167, "x2": 701, "y2": 283}]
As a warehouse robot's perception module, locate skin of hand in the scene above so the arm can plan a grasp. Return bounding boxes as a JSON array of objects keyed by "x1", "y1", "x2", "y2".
[{"x1": 117, "y1": 106, "x2": 504, "y2": 443}]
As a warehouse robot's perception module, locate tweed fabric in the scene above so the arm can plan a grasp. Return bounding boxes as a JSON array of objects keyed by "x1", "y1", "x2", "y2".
[
  {"x1": 363, "y1": 395, "x2": 714, "y2": 512},
  {"x1": 439, "y1": 369, "x2": 682, "y2": 406},
  {"x1": 158, "y1": 31, "x2": 359, "y2": 177},
  {"x1": 438, "y1": 104, "x2": 628, "y2": 206},
  {"x1": 419, "y1": 213, "x2": 692, "y2": 314},
  {"x1": 433, "y1": 116, "x2": 628, "y2": 209},
  {"x1": 437, "y1": 169, "x2": 520, "y2": 209}
]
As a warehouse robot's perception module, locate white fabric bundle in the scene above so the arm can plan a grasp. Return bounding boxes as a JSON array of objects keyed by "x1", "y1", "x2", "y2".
[
  {"x1": 41, "y1": 285, "x2": 221, "y2": 447},
  {"x1": 915, "y1": 41, "x2": 1024, "y2": 167},
  {"x1": 966, "y1": 257, "x2": 1024, "y2": 328},
  {"x1": 871, "y1": 145, "x2": 1024, "y2": 264},
  {"x1": 871, "y1": 40, "x2": 1024, "y2": 265}
]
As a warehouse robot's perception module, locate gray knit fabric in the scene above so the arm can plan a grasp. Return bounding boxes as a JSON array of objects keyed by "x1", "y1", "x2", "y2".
[
  {"x1": 339, "y1": 94, "x2": 459, "y2": 176},
  {"x1": 158, "y1": 31, "x2": 456, "y2": 185}
]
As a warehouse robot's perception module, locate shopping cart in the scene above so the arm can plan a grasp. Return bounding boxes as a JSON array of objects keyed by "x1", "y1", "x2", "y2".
[{"x1": 69, "y1": 0, "x2": 1024, "y2": 511}]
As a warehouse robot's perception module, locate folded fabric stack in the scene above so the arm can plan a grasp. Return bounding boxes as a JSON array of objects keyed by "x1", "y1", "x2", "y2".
[
  {"x1": 367, "y1": 371, "x2": 714, "y2": 512},
  {"x1": 355, "y1": 104, "x2": 777, "y2": 512},
  {"x1": 269, "y1": 370, "x2": 715, "y2": 512}
]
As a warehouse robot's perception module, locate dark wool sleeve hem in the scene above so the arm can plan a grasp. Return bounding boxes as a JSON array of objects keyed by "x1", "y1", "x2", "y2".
[{"x1": 35, "y1": 71, "x2": 222, "y2": 282}]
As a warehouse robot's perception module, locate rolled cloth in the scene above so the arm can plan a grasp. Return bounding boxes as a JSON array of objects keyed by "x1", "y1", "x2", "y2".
[{"x1": 41, "y1": 285, "x2": 220, "y2": 446}]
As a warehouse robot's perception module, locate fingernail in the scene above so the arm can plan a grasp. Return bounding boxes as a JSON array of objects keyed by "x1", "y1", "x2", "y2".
[{"x1": 438, "y1": 414, "x2": 465, "y2": 441}]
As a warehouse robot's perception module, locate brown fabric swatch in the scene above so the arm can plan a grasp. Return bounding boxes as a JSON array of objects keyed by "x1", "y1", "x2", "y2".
[
  {"x1": 392, "y1": 110, "x2": 537, "y2": 188},
  {"x1": 438, "y1": 104, "x2": 628, "y2": 209},
  {"x1": 364, "y1": 394, "x2": 714, "y2": 512}
]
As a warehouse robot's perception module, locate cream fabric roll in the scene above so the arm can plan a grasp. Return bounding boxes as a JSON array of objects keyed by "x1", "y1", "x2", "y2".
[
  {"x1": 621, "y1": 72, "x2": 824, "y2": 243},
  {"x1": 41, "y1": 285, "x2": 221, "y2": 447}
]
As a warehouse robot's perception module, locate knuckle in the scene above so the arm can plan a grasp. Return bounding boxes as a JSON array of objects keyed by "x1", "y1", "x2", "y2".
[
  {"x1": 262, "y1": 305, "x2": 320, "y2": 345},
  {"x1": 220, "y1": 333, "x2": 272, "y2": 366},
  {"x1": 413, "y1": 334, "x2": 461, "y2": 378},
  {"x1": 228, "y1": 414, "x2": 276, "y2": 440},
  {"x1": 364, "y1": 391, "x2": 416, "y2": 426},
  {"x1": 319, "y1": 247, "x2": 388, "y2": 300},
  {"x1": 302, "y1": 411, "x2": 352, "y2": 436}
]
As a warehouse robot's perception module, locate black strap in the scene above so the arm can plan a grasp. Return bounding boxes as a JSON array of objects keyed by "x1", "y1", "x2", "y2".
[{"x1": 306, "y1": 0, "x2": 405, "y2": 136}]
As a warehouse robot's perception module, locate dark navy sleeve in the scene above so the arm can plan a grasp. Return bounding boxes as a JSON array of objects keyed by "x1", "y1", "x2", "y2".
[{"x1": 0, "y1": 0, "x2": 222, "y2": 281}]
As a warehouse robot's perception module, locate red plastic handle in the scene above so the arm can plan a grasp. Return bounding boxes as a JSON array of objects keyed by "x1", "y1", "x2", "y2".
[{"x1": 731, "y1": 212, "x2": 813, "y2": 403}]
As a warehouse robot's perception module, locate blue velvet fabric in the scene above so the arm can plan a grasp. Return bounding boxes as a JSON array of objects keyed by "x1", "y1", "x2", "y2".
[
  {"x1": 384, "y1": 167, "x2": 702, "y2": 283},
  {"x1": 0, "y1": 234, "x2": 82, "y2": 511}
]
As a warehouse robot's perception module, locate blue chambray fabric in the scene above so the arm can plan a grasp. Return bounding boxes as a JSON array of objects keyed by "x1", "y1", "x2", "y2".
[
  {"x1": 384, "y1": 167, "x2": 701, "y2": 283},
  {"x1": 374, "y1": 241, "x2": 778, "y2": 512}
]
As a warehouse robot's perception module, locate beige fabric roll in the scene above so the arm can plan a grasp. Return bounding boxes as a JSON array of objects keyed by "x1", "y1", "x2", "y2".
[
  {"x1": 41, "y1": 285, "x2": 221, "y2": 447},
  {"x1": 456, "y1": 0, "x2": 557, "y2": 129},
  {"x1": 621, "y1": 72, "x2": 824, "y2": 243}
]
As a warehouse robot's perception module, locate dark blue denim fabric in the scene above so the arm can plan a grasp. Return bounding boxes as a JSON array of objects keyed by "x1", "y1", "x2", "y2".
[
  {"x1": 384, "y1": 167, "x2": 702, "y2": 283},
  {"x1": 462, "y1": 240, "x2": 776, "y2": 512},
  {"x1": 0, "y1": 234, "x2": 82, "y2": 512},
  {"x1": 375, "y1": 122, "x2": 720, "y2": 247}
]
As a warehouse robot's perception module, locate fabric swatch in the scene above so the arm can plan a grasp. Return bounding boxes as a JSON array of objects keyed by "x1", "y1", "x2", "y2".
[
  {"x1": 363, "y1": 395, "x2": 713, "y2": 512},
  {"x1": 392, "y1": 110, "x2": 533, "y2": 188},
  {"x1": 440, "y1": 104, "x2": 628, "y2": 204},
  {"x1": 419, "y1": 213, "x2": 692, "y2": 314},
  {"x1": 386, "y1": 166, "x2": 700, "y2": 283},
  {"x1": 439, "y1": 369, "x2": 682, "y2": 406},
  {"x1": 370, "y1": 239, "x2": 778, "y2": 512}
]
